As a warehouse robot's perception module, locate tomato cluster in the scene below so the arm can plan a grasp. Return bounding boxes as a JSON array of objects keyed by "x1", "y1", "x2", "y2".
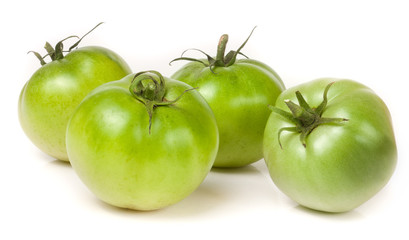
[{"x1": 19, "y1": 24, "x2": 397, "y2": 212}]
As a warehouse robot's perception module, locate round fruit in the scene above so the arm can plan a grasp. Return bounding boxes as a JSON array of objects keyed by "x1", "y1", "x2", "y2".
[{"x1": 66, "y1": 71, "x2": 219, "y2": 210}]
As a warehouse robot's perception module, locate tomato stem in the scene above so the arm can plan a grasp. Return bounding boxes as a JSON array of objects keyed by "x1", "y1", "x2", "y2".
[
  {"x1": 129, "y1": 71, "x2": 196, "y2": 134},
  {"x1": 215, "y1": 34, "x2": 228, "y2": 64},
  {"x1": 169, "y1": 26, "x2": 256, "y2": 73},
  {"x1": 269, "y1": 82, "x2": 348, "y2": 148},
  {"x1": 28, "y1": 22, "x2": 103, "y2": 66}
]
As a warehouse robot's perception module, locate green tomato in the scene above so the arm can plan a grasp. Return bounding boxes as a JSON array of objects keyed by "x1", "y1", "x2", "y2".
[
  {"x1": 171, "y1": 29, "x2": 285, "y2": 167},
  {"x1": 19, "y1": 29, "x2": 131, "y2": 161},
  {"x1": 263, "y1": 78, "x2": 397, "y2": 213},
  {"x1": 66, "y1": 71, "x2": 219, "y2": 210}
]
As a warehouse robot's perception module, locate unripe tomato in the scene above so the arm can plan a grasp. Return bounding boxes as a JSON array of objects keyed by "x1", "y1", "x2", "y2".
[
  {"x1": 264, "y1": 79, "x2": 397, "y2": 212},
  {"x1": 66, "y1": 71, "x2": 219, "y2": 210},
  {"x1": 19, "y1": 24, "x2": 131, "y2": 161},
  {"x1": 171, "y1": 28, "x2": 285, "y2": 167}
]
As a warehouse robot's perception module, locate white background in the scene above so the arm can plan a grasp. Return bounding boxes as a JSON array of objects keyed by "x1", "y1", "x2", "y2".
[{"x1": 1, "y1": 0, "x2": 408, "y2": 239}]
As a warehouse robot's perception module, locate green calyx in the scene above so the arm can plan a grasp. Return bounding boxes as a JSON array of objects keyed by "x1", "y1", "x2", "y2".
[
  {"x1": 28, "y1": 22, "x2": 104, "y2": 65},
  {"x1": 269, "y1": 82, "x2": 348, "y2": 148},
  {"x1": 129, "y1": 71, "x2": 196, "y2": 134},
  {"x1": 169, "y1": 27, "x2": 256, "y2": 73}
]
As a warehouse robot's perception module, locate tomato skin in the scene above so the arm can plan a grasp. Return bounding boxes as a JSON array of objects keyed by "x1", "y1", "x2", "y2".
[
  {"x1": 66, "y1": 74, "x2": 219, "y2": 210},
  {"x1": 172, "y1": 58, "x2": 285, "y2": 167},
  {"x1": 263, "y1": 78, "x2": 397, "y2": 212},
  {"x1": 18, "y1": 46, "x2": 131, "y2": 161}
]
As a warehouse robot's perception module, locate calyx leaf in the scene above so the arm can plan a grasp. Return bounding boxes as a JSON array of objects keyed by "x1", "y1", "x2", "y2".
[
  {"x1": 169, "y1": 26, "x2": 257, "y2": 73},
  {"x1": 129, "y1": 71, "x2": 197, "y2": 134},
  {"x1": 269, "y1": 82, "x2": 348, "y2": 148},
  {"x1": 28, "y1": 22, "x2": 103, "y2": 66}
]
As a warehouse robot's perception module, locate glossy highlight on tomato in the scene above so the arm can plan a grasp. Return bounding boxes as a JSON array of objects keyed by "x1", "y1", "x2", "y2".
[{"x1": 263, "y1": 78, "x2": 397, "y2": 212}]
